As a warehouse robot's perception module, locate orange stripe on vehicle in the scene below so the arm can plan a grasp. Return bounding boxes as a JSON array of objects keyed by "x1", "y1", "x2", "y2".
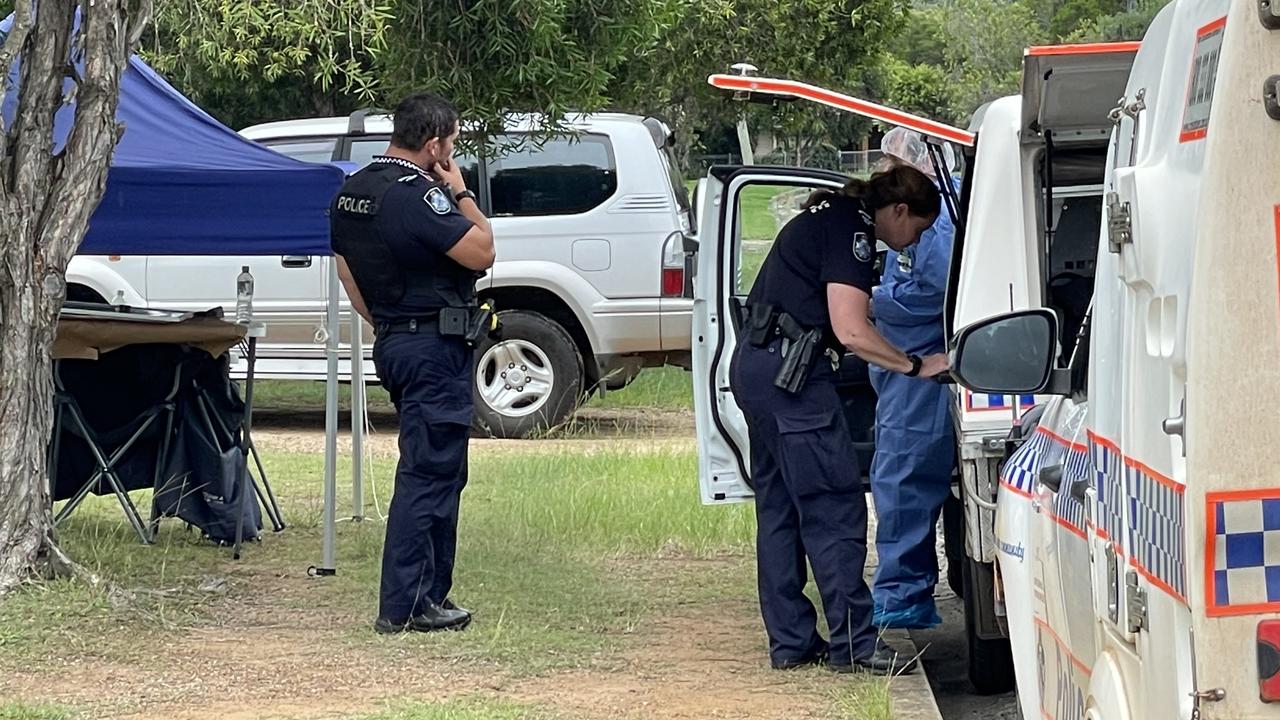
[
  {"x1": 1204, "y1": 499, "x2": 1218, "y2": 616},
  {"x1": 1026, "y1": 41, "x2": 1141, "y2": 56},
  {"x1": 1129, "y1": 556, "x2": 1188, "y2": 604},
  {"x1": 1052, "y1": 512, "x2": 1089, "y2": 540},
  {"x1": 1033, "y1": 615, "x2": 1093, "y2": 676},
  {"x1": 1037, "y1": 426, "x2": 1088, "y2": 453},
  {"x1": 1087, "y1": 430, "x2": 1121, "y2": 454},
  {"x1": 706, "y1": 75, "x2": 976, "y2": 146},
  {"x1": 1198, "y1": 15, "x2": 1228, "y2": 35},
  {"x1": 1206, "y1": 488, "x2": 1280, "y2": 503},
  {"x1": 1000, "y1": 479, "x2": 1035, "y2": 499},
  {"x1": 1123, "y1": 456, "x2": 1183, "y2": 493}
]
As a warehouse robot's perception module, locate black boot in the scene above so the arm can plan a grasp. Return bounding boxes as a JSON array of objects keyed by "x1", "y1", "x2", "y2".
[
  {"x1": 771, "y1": 639, "x2": 830, "y2": 670},
  {"x1": 829, "y1": 644, "x2": 917, "y2": 676},
  {"x1": 374, "y1": 601, "x2": 470, "y2": 634}
]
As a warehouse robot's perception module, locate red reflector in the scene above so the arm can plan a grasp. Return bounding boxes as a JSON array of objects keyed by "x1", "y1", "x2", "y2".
[
  {"x1": 1258, "y1": 621, "x2": 1280, "y2": 702},
  {"x1": 662, "y1": 267, "x2": 684, "y2": 297}
]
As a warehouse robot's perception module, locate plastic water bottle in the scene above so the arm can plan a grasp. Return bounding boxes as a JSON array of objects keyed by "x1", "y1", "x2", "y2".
[{"x1": 235, "y1": 266, "x2": 254, "y2": 325}]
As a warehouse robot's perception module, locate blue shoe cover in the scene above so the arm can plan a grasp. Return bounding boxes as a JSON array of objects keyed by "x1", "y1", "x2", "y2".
[{"x1": 872, "y1": 599, "x2": 942, "y2": 630}]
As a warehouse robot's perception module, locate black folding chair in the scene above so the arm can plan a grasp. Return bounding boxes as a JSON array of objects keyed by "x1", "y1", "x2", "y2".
[{"x1": 49, "y1": 353, "x2": 183, "y2": 544}]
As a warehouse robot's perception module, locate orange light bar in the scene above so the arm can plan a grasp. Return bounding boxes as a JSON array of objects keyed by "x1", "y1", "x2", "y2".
[
  {"x1": 1026, "y1": 41, "x2": 1141, "y2": 57},
  {"x1": 707, "y1": 74, "x2": 976, "y2": 147}
]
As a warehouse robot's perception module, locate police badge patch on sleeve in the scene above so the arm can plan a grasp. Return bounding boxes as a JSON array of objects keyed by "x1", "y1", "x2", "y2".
[
  {"x1": 853, "y1": 232, "x2": 873, "y2": 262},
  {"x1": 424, "y1": 187, "x2": 452, "y2": 215}
]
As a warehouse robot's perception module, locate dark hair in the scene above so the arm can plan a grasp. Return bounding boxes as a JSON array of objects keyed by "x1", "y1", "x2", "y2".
[
  {"x1": 391, "y1": 92, "x2": 460, "y2": 151},
  {"x1": 803, "y1": 165, "x2": 940, "y2": 219}
]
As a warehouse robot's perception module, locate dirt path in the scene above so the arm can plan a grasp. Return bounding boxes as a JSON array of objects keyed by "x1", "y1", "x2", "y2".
[
  {"x1": 252, "y1": 406, "x2": 697, "y2": 457},
  {"x1": 3, "y1": 564, "x2": 837, "y2": 720}
]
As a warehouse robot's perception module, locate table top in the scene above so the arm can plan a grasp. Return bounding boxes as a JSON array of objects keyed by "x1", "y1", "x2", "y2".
[{"x1": 54, "y1": 312, "x2": 247, "y2": 360}]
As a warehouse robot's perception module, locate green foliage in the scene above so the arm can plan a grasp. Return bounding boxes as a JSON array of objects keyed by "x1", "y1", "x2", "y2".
[
  {"x1": 141, "y1": 1, "x2": 392, "y2": 129},
  {"x1": 374, "y1": 1, "x2": 683, "y2": 140},
  {"x1": 1068, "y1": 0, "x2": 1173, "y2": 41},
  {"x1": 881, "y1": 0, "x2": 1045, "y2": 123},
  {"x1": 611, "y1": 0, "x2": 911, "y2": 160}
]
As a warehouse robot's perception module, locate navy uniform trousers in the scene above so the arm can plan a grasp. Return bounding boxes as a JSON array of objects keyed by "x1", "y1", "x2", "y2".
[
  {"x1": 373, "y1": 329, "x2": 474, "y2": 622},
  {"x1": 730, "y1": 339, "x2": 877, "y2": 667}
]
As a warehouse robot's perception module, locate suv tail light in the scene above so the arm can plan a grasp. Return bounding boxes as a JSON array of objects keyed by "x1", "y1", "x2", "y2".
[
  {"x1": 661, "y1": 231, "x2": 691, "y2": 298},
  {"x1": 1259, "y1": 621, "x2": 1280, "y2": 701}
]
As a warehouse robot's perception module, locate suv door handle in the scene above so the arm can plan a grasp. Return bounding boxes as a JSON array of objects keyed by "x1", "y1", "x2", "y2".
[{"x1": 282, "y1": 255, "x2": 312, "y2": 268}]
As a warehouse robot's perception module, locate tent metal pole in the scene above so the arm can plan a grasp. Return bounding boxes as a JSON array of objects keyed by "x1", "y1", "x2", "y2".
[
  {"x1": 313, "y1": 256, "x2": 340, "y2": 577},
  {"x1": 351, "y1": 313, "x2": 366, "y2": 521}
]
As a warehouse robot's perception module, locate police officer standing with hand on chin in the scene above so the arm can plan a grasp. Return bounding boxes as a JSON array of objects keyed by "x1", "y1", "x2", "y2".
[{"x1": 329, "y1": 92, "x2": 496, "y2": 635}]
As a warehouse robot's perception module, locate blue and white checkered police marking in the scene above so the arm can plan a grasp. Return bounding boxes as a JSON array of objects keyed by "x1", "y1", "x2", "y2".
[
  {"x1": 1126, "y1": 463, "x2": 1186, "y2": 600},
  {"x1": 1209, "y1": 496, "x2": 1280, "y2": 611},
  {"x1": 1091, "y1": 437, "x2": 1126, "y2": 551},
  {"x1": 968, "y1": 392, "x2": 1036, "y2": 411}
]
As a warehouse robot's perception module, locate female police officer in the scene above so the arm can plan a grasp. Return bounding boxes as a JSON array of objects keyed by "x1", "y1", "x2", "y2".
[{"x1": 731, "y1": 165, "x2": 948, "y2": 674}]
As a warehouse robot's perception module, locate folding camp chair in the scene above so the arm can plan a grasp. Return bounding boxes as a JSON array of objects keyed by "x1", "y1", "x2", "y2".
[{"x1": 49, "y1": 355, "x2": 183, "y2": 544}]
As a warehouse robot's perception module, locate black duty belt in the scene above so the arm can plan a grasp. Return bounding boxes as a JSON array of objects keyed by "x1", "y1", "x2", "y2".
[{"x1": 376, "y1": 312, "x2": 441, "y2": 335}]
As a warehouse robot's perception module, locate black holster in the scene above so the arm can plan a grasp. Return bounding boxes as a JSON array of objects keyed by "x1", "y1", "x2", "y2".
[
  {"x1": 773, "y1": 313, "x2": 824, "y2": 394},
  {"x1": 743, "y1": 304, "x2": 827, "y2": 394}
]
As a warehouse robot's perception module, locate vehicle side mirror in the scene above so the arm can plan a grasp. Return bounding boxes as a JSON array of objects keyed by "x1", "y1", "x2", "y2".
[{"x1": 950, "y1": 309, "x2": 1070, "y2": 396}]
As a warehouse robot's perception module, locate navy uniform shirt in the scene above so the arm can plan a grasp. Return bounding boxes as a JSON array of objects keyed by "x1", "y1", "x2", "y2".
[
  {"x1": 359, "y1": 161, "x2": 475, "y2": 322},
  {"x1": 746, "y1": 194, "x2": 878, "y2": 333}
]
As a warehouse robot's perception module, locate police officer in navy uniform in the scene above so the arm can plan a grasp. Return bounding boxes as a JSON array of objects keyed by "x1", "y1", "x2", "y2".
[
  {"x1": 731, "y1": 165, "x2": 949, "y2": 673},
  {"x1": 330, "y1": 92, "x2": 496, "y2": 634}
]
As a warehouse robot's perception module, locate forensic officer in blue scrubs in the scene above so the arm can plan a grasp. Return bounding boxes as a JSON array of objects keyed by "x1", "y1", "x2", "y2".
[
  {"x1": 869, "y1": 128, "x2": 959, "y2": 630},
  {"x1": 731, "y1": 166, "x2": 949, "y2": 674},
  {"x1": 330, "y1": 92, "x2": 496, "y2": 635}
]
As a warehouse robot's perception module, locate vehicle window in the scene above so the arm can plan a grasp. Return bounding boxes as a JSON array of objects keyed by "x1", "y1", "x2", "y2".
[
  {"x1": 488, "y1": 135, "x2": 617, "y2": 216},
  {"x1": 261, "y1": 138, "x2": 338, "y2": 164},
  {"x1": 348, "y1": 138, "x2": 480, "y2": 191},
  {"x1": 732, "y1": 183, "x2": 815, "y2": 296}
]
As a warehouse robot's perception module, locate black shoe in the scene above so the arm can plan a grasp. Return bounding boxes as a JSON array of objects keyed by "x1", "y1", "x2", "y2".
[
  {"x1": 374, "y1": 602, "x2": 470, "y2": 634},
  {"x1": 829, "y1": 645, "x2": 917, "y2": 676},
  {"x1": 441, "y1": 598, "x2": 471, "y2": 617},
  {"x1": 771, "y1": 640, "x2": 829, "y2": 670}
]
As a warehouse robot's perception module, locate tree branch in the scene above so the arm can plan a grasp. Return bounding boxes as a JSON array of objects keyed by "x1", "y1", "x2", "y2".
[
  {"x1": 39, "y1": 0, "x2": 132, "y2": 273},
  {"x1": 10, "y1": 0, "x2": 74, "y2": 217},
  {"x1": 0, "y1": 0, "x2": 36, "y2": 174},
  {"x1": 127, "y1": 0, "x2": 153, "y2": 51}
]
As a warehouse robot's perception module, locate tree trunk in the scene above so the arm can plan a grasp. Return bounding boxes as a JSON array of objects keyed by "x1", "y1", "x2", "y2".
[{"x1": 0, "y1": 0, "x2": 147, "y2": 595}]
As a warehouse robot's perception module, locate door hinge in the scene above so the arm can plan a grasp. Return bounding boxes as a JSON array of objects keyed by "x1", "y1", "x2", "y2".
[
  {"x1": 1261, "y1": 0, "x2": 1280, "y2": 29},
  {"x1": 1126, "y1": 570, "x2": 1148, "y2": 632},
  {"x1": 1106, "y1": 544, "x2": 1120, "y2": 624},
  {"x1": 1107, "y1": 191, "x2": 1133, "y2": 253}
]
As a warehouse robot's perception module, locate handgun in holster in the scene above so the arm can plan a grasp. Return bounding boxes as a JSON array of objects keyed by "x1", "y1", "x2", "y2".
[
  {"x1": 773, "y1": 313, "x2": 824, "y2": 394},
  {"x1": 464, "y1": 301, "x2": 502, "y2": 347}
]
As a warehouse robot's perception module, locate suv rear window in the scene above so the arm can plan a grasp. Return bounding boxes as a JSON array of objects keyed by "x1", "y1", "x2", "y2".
[
  {"x1": 489, "y1": 134, "x2": 617, "y2": 216},
  {"x1": 263, "y1": 138, "x2": 338, "y2": 163},
  {"x1": 347, "y1": 138, "x2": 481, "y2": 192}
]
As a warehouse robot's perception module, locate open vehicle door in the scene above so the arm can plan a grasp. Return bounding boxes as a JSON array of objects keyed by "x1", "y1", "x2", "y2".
[
  {"x1": 692, "y1": 166, "x2": 852, "y2": 504},
  {"x1": 694, "y1": 71, "x2": 975, "y2": 505}
]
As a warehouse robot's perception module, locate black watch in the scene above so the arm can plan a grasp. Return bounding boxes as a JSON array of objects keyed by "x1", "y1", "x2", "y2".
[
  {"x1": 905, "y1": 353, "x2": 923, "y2": 377},
  {"x1": 453, "y1": 189, "x2": 477, "y2": 204}
]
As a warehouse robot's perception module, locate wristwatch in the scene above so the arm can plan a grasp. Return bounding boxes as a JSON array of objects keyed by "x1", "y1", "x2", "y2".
[
  {"x1": 905, "y1": 353, "x2": 923, "y2": 377},
  {"x1": 453, "y1": 189, "x2": 477, "y2": 204}
]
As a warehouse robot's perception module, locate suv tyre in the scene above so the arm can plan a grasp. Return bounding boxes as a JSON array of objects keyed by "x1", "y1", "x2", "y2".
[{"x1": 472, "y1": 310, "x2": 583, "y2": 438}]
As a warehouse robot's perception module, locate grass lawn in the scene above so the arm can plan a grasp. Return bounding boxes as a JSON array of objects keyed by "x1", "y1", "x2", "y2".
[{"x1": 0, "y1": 440, "x2": 893, "y2": 720}]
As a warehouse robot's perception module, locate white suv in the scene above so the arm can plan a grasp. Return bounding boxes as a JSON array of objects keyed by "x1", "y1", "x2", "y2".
[{"x1": 65, "y1": 112, "x2": 695, "y2": 437}]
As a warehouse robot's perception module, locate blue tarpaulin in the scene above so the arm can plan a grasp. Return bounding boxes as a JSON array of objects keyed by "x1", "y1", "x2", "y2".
[{"x1": 2, "y1": 14, "x2": 344, "y2": 256}]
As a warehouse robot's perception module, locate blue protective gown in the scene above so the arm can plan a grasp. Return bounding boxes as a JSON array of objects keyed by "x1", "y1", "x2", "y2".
[{"x1": 868, "y1": 184, "x2": 957, "y2": 627}]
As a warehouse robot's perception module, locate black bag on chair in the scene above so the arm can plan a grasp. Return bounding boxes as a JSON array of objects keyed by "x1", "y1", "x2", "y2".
[{"x1": 153, "y1": 353, "x2": 262, "y2": 544}]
